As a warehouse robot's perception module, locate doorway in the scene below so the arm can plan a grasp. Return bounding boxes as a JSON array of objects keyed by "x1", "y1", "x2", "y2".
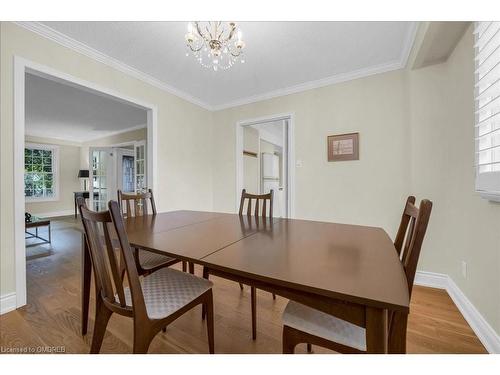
[
  {"x1": 89, "y1": 141, "x2": 147, "y2": 211},
  {"x1": 236, "y1": 114, "x2": 295, "y2": 218},
  {"x1": 14, "y1": 56, "x2": 158, "y2": 308}
]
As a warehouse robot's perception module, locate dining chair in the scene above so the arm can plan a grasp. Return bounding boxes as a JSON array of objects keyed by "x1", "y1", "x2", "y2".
[
  {"x1": 203, "y1": 188, "x2": 275, "y2": 340},
  {"x1": 282, "y1": 196, "x2": 432, "y2": 354},
  {"x1": 117, "y1": 189, "x2": 188, "y2": 275},
  {"x1": 78, "y1": 198, "x2": 215, "y2": 353}
]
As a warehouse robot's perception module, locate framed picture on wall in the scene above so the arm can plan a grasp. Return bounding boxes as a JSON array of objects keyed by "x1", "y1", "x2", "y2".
[{"x1": 327, "y1": 132, "x2": 359, "y2": 161}]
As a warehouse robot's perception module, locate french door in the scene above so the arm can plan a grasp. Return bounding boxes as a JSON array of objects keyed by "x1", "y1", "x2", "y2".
[
  {"x1": 89, "y1": 148, "x2": 114, "y2": 211},
  {"x1": 134, "y1": 141, "x2": 147, "y2": 193}
]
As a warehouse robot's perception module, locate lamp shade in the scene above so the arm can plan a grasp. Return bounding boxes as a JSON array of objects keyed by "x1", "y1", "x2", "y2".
[{"x1": 77, "y1": 169, "x2": 89, "y2": 178}]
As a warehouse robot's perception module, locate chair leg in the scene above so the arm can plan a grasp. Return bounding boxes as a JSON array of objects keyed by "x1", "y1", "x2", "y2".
[
  {"x1": 202, "y1": 267, "x2": 209, "y2": 320},
  {"x1": 90, "y1": 298, "x2": 113, "y2": 354},
  {"x1": 282, "y1": 326, "x2": 297, "y2": 354},
  {"x1": 133, "y1": 326, "x2": 154, "y2": 354},
  {"x1": 307, "y1": 343, "x2": 312, "y2": 353},
  {"x1": 251, "y1": 286, "x2": 257, "y2": 340},
  {"x1": 205, "y1": 291, "x2": 215, "y2": 354},
  {"x1": 239, "y1": 283, "x2": 244, "y2": 290},
  {"x1": 272, "y1": 293, "x2": 276, "y2": 300},
  {"x1": 182, "y1": 261, "x2": 187, "y2": 272}
]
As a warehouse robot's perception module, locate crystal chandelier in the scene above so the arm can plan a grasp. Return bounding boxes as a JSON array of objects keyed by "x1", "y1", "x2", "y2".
[{"x1": 185, "y1": 22, "x2": 246, "y2": 71}]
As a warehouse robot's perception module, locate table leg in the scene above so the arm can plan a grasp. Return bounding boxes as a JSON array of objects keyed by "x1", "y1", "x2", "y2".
[
  {"x1": 81, "y1": 233, "x2": 91, "y2": 336},
  {"x1": 365, "y1": 307, "x2": 388, "y2": 353},
  {"x1": 48, "y1": 223, "x2": 51, "y2": 243},
  {"x1": 388, "y1": 311, "x2": 408, "y2": 354}
]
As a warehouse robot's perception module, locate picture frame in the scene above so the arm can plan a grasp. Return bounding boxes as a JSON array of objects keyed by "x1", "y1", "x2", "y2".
[{"x1": 327, "y1": 132, "x2": 359, "y2": 162}]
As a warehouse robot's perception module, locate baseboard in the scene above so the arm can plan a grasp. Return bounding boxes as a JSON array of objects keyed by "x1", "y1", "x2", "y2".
[
  {"x1": 28, "y1": 209, "x2": 74, "y2": 218},
  {"x1": 415, "y1": 270, "x2": 500, "y2": 353},
  {"x1": 414, "y1": 270, "x2": 449, "y2": 289},
  {"x1": 0, "y1": 292, "x2": 17, "y2": 315}
]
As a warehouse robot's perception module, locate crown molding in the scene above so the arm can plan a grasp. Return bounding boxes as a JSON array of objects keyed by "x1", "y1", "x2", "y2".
[
  {"x1": 15, "y1": 21, "x2": 418, "y2": 112},
  {"x1": 212, "y1": 22, "x2": 418, "y2": 111},
  {"x1": 14, "y1": 21, "x2": 213, "y2": 111},
  {"x1": 25, "y1": 124, "x2": 147, "y2": 145},
  {"x1": 211, "y1": 59, "x2": 404, "y2": 111}
]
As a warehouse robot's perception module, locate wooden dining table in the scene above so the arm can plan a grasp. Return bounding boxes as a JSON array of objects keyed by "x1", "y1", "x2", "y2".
[{"x1": 81, "y1": 210, "x2": 410, "y2": 353}]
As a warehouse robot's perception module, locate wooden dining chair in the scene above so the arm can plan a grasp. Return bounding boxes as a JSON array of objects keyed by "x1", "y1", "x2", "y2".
[
  {"x1": 282, "y1": 196, "x2": 432, "y2": 354},
  {"x1": 203, "y1": 188, "x2": 275, "y2": 340},
  {"x1": 78, "y1": 198, "x2": 214, "y2": 353},
  {"x1": 117, "y1": 189, "x2": 188, "y2": 275}
]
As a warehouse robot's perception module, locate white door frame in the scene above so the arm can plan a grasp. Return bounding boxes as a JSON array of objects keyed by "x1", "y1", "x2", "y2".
[
  {"x1": 13, "y1": 56, "x2": 158, "y2": 308},
  {"x1": 235, "y1": 113, "x2": 295, "y2": 218}
]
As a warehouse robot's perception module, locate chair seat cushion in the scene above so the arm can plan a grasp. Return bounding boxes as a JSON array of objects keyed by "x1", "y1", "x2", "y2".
[
  {"x1": 138, "y1": 249, "x2": 176, "y2": 270},
  {"x1": 282, "y1": 301, "x2": 366, "y2": 351},
  {"x1": 122, "y1": 267, "x2": 213, "y2": 320}
]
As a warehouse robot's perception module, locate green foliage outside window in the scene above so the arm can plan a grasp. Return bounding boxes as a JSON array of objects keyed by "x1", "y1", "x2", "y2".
[{"x1": 25, "y1": 148, "x2": 55, "y2": 199}]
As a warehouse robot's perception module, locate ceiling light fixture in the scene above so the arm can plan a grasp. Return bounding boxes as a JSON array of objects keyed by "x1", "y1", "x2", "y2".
[{"x1": 185, "y1": 22, "x2": 246, "y2": 72}]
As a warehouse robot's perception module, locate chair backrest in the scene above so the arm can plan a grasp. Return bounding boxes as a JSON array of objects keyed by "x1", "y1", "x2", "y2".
[
  {"x1": 394, "y1": 196, "x2": 433, "y2": 296},
  {"x1": 77, "y1": 197, "x2": 147, "y2": 317},
  {"x1": 117, "y1": 189, "x2": 157, "y2": 218},
  {"x1": 388, "y1": 196, "x2": 432, "y2": 352},
  {"x1": 238, "y1": 188, "x2": 273, "y2": 217}
]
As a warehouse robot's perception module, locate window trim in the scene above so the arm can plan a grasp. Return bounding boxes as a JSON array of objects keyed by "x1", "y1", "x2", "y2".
[{"x1": 24, "y1": 143, "x2": 60, "y2": 203}]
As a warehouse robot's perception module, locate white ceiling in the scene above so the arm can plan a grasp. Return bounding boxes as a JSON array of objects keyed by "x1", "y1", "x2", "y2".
[
  {"x1": 26, "y1": 72, "x2": 147, "y2": 142},
  {"x1": 31, "y1": 21, "x2": 417, "y2": 110}
]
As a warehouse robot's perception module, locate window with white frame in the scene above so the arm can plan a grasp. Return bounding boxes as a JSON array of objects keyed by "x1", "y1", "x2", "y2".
[
  {"x1": 474, "y1": 22, "x2": 500, "y2": 199},
  {"x1": 24, "y1": 143, "x2": 59, "y2": 201}
]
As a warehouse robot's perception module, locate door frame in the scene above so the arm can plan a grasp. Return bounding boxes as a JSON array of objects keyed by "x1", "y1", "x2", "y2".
[
  {"x1": 13, "y1": 56, "x2": 158, "y2": 308},
  {"x1": 235, "y1": 113, "x2": 295, "y2": 218}
]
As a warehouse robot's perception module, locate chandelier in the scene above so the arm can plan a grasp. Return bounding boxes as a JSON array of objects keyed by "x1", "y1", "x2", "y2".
[{"x1": 185, "y1": 22, "x2": 246, "y2": 71}]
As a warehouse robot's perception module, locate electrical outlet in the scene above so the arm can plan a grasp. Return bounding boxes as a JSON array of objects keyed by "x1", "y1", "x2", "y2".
[{"x1": 461, "y1": 261, "x2": 467, "y2": 279}]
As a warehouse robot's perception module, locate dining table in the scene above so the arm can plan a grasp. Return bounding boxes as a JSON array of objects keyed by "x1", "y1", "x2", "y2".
[{"x1": 80, "y1": 210, "x2": 410, "y2": 353}]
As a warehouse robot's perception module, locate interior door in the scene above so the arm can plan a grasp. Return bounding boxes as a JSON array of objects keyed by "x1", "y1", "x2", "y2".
[
  {"x1": 89, "y1": 148, "x2": 114, "y2": 211},
  {"x1": 134, "y1": 141, "x2": 147, "y2": 193}
]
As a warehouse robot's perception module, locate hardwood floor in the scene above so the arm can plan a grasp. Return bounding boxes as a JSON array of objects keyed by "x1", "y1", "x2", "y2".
[{"x1": 0, "y1": 216, "x2": 487, "y2": 354}]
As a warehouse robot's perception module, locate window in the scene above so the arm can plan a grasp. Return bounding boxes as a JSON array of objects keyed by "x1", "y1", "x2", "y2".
[
  {"x1": 24, "y1": 143, "x2": 59, "y2": 201},
  {"x1": 474, "y1": 22, "x2": 500, "y2": 200}
]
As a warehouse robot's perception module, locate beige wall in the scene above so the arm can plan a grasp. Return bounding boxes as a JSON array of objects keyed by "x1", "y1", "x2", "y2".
[
  {"x1": 1, "y1": 22, "x2": 213, "y2": 298},
  {"x1": 211, "y1": 28, "x2": 500, "y2": 336},
  {"x1": 408, "y1": 27, "x2": 500, "y2": 334},
  {"x1": 24, "y1": 135, "x2": 81, "y2": 216},
  {"x1": 212, "y1": 69, "x2": 411, "y2": 237}
]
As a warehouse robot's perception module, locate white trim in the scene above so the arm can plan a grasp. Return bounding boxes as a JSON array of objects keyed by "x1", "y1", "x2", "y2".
[
  {"x1": 28, "y1": 210, "x2": 75, "y2": 218},
  {"x1": 214, "y1": 61, "x2": 402, "y2": 111},
  {"x1": 14, "y1": 22, "x2": 212, "y2": 111},
  {"x1": 235, "y1": 113, "x2": 296, "y2": 218},
  {"x1": 13, "y1": 56, "x2": 158, "y2": 311},
  {"x1": 83, "y1": 124, "x2": 147, "y2": 143},
  {"x1": 415, "y1": 270, "x2": 500, "y2": 354},
  {"x1": 0, "y1": 293, "x2": 17, "y2": 315},
  {"x1": 24, "y1": 143, "x2": 60, "y2": 203},
  {"x1": 26, "y1": 124, "x2": 148, "y2": 145},
  {"x1": 414, "y1": 270, "x2": 449, "y2": 289},
  {"x1": 15, "y1": 21, "x2": 419, "y2": 112},
  {"x1": 400, "y1": 22, "x2": 419, "y2": 69}
]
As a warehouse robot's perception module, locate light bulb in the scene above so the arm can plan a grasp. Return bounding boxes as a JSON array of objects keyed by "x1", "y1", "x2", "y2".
[
  {"x1": 237, "y1": 30, "x2": 242, "y2": 41},
  {"x1": 188, "y1": 22, "x2": 193, "y2": 33}
]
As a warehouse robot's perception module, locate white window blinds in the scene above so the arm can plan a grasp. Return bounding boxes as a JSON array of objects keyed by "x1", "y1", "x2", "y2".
[{"x1": 475, "y1": 21, "x2": 500, "y2": 196}]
